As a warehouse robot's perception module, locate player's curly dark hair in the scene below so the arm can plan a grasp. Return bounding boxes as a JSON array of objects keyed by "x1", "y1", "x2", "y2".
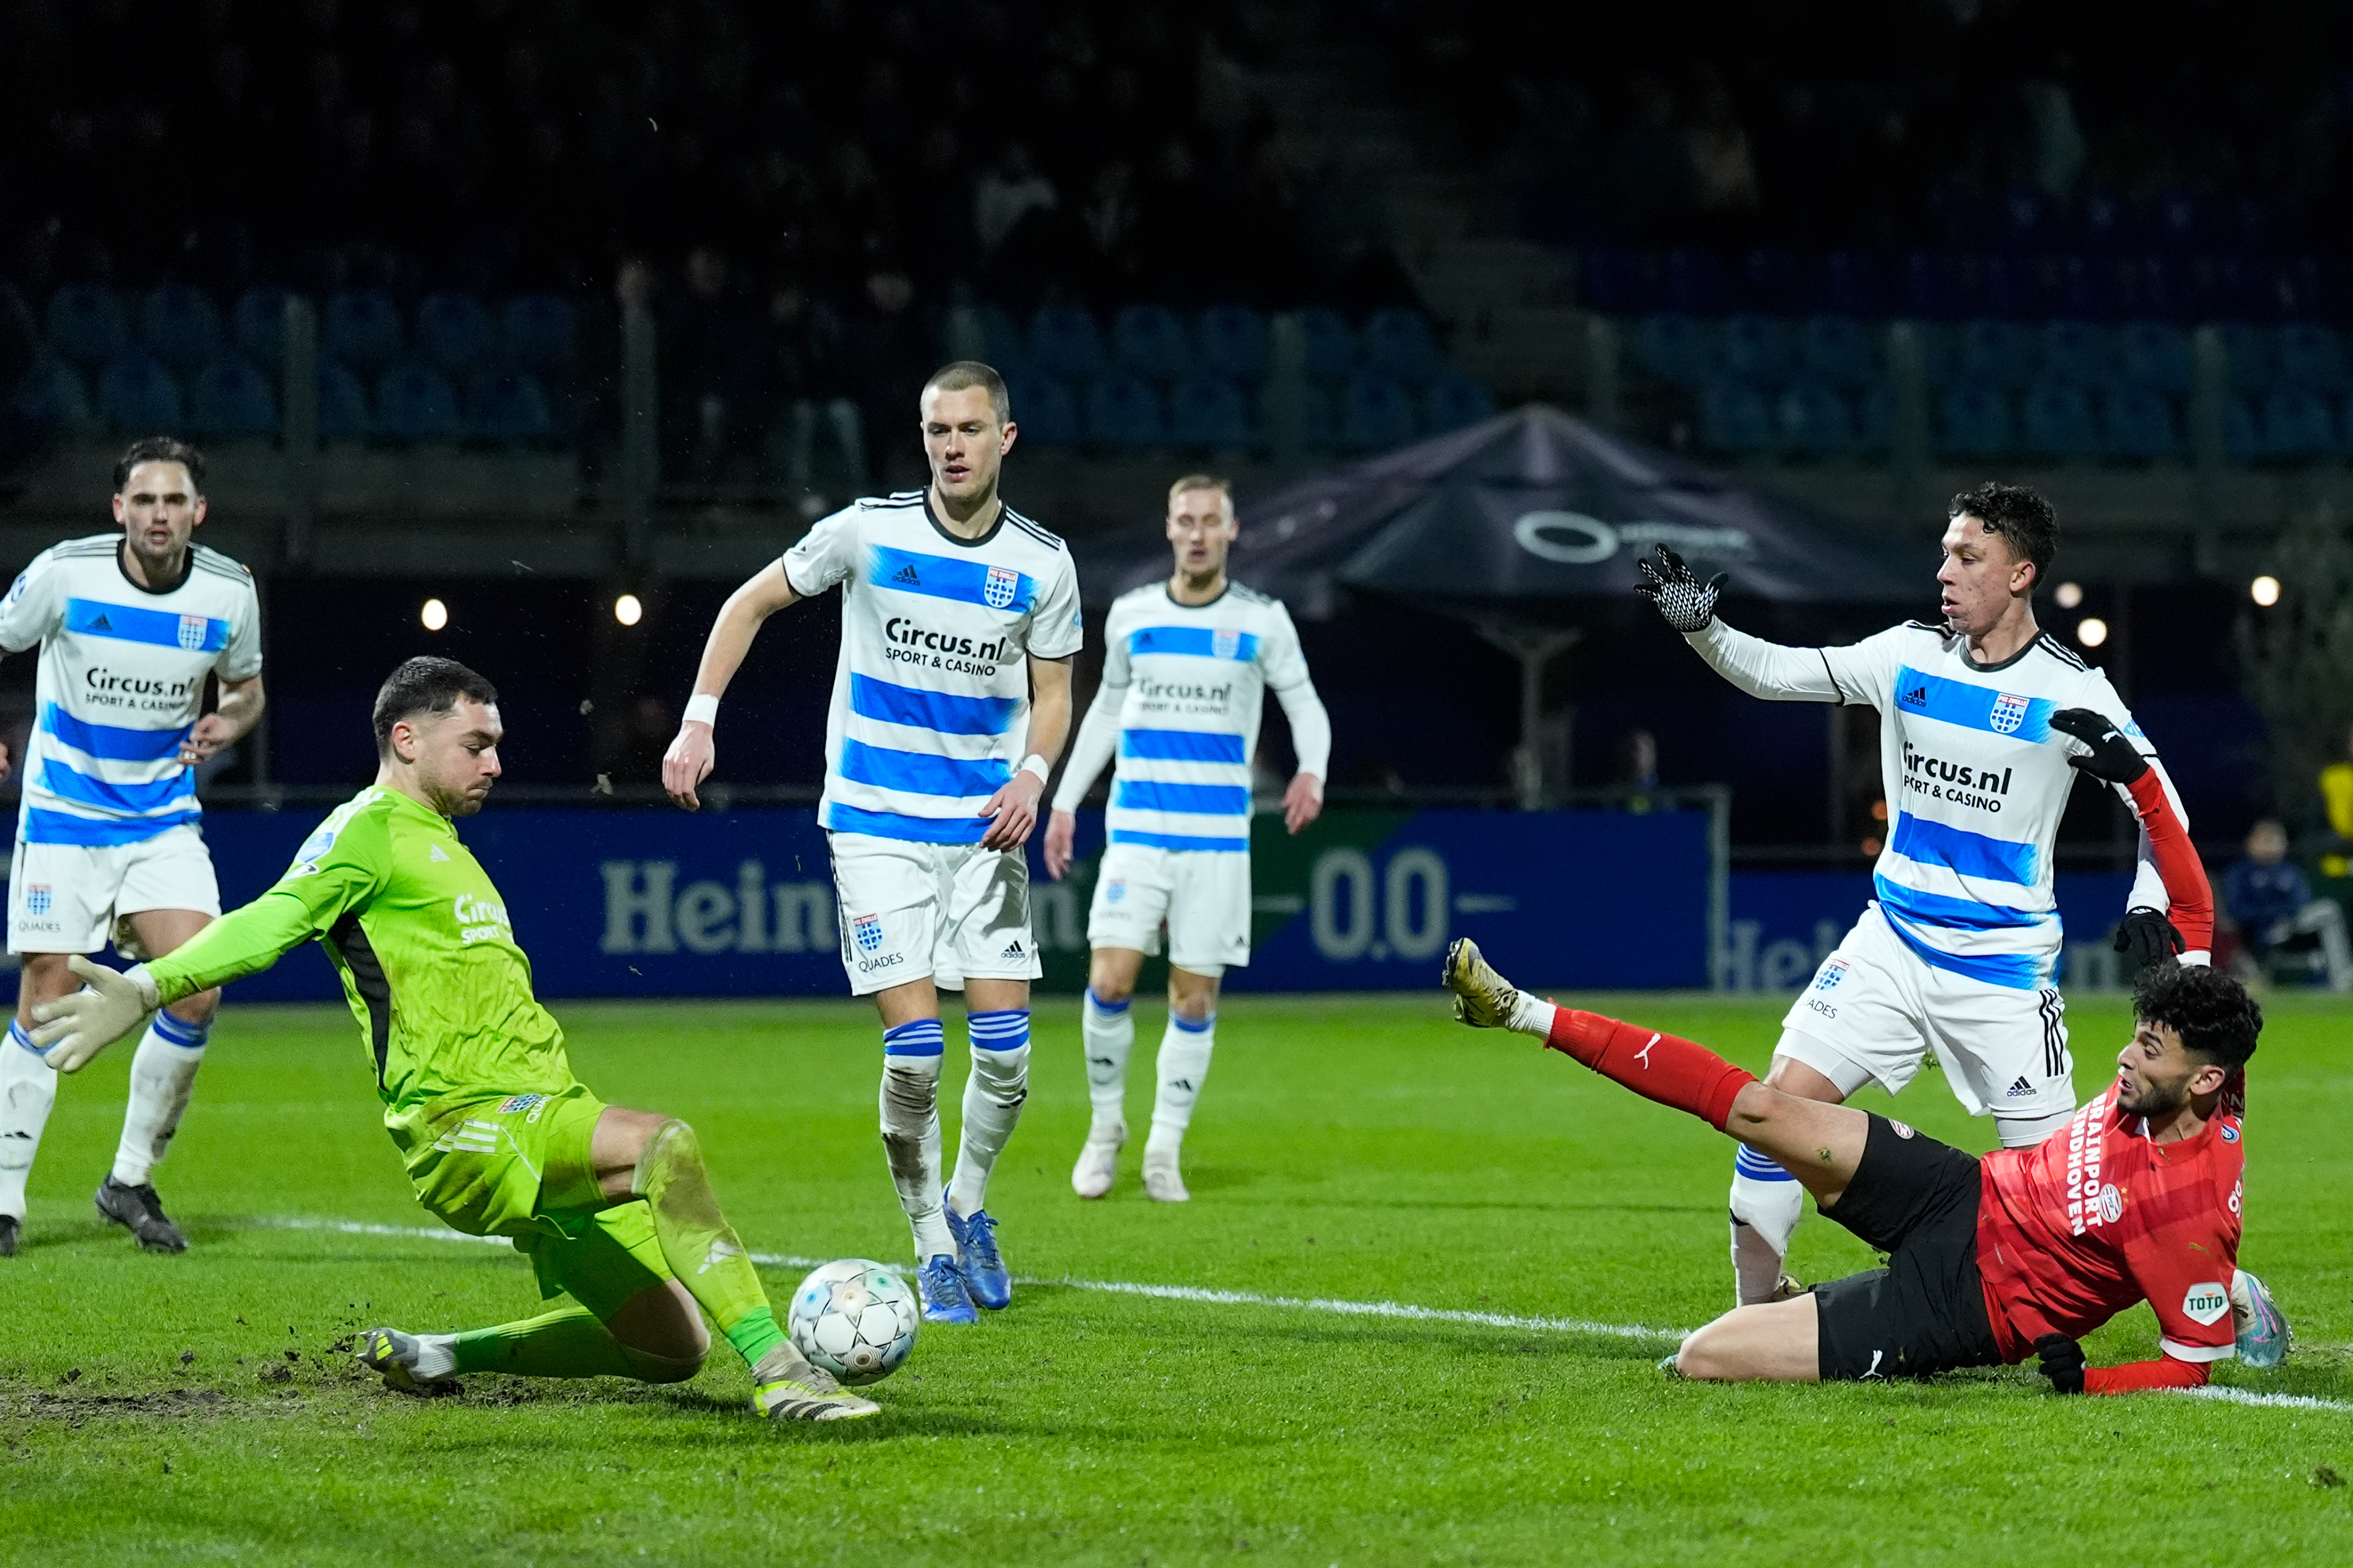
[
  {"x1": 2132, "y1": 961, "x2": 2262, "y2": 1072},
  {"x1": 373, "y1": 657, "x2": 500, "y2": 757},
  {"x1": 114, "y1": 436, "x2": 206, "y2": 493},
  {"x1": 1948, "y1": 481, "x2": 2056, "y2": 587}
]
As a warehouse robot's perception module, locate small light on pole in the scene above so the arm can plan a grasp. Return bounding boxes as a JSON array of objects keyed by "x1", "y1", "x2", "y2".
[
  {"x1": 2251, "y1": 575, "x2": 2282, "y2": 608},
  {"x1": 421, "y1": 598, "x2": 448, "y2": 631},
  {"x1": 2076, "y1": 616, "x2": 2108, "y2": 648},
  {"x1": 614, "y1": 593, "x2": 643, "y2": 626},
  {"x1": 2054, "y1": 581, "x2": 2084, "y2": 609}
]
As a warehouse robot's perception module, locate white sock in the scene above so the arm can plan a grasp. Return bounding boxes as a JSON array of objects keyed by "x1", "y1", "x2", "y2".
[
  {"x1": 0, "y1": 1022, "x2": 59, "y2": 1221},
  {"x1": 1729, "y1": 1143, "x2": 1805, "y2": 1305},
  {"x1": 1508, "y1": 992, "x2": 1557, "y2": 1037},
  {"x1": 1995, "y1": 1108, "x2": 2073, "y2": 1148},
  {"x1": 112, "y1": 1010, "x2": 209, "y2": 1187},
  {"x1": 1081, "y1": 988, "x2": 1133, "y2": 1137},
  {"x1": 1146, "y1": 1011, "x2": 1215, "y2": 1159},
  {"x1": 948, "y1": 1010, "x2": 1029, "y2": 1217},
  {"x1": 878, "y1": 1019, "x2": 953, "y2": 1260}
]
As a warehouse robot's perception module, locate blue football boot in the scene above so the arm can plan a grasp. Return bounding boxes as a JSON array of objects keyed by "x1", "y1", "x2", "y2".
[
  {"x1": 2233, "y1": 1269, "x2": 2291, "y2": 1369},
  {"x1": 916, "y1": 1254, "x2": 978, "y2": 1325},
  {"x1": 946, "y1": 1206, "x2": 1012, "y2": 1310}
]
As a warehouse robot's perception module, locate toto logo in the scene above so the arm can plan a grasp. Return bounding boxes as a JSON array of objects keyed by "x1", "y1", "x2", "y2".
[{"x1": 1512, "y1": 511, "x2": 1620, "y2": 565}]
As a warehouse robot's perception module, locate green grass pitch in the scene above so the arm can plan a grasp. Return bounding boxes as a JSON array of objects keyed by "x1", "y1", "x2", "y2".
[{"x1": 4, "y1": 989, "x2": 2350, "y2": 1566}]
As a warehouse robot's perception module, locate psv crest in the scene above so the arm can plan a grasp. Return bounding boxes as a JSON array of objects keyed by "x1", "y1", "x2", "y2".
[
  {"x1": 1989, "y1": 692, "x2": 2029, "y2": 735},
  {"x1": 177, "y1": 614, "x2": 209, "y2": 651},
  {"x1": 1212, "y1": 627, "x2": 1242, "y2": 660},
  {"x1": 983, "y1": 566, "x2": 1020, "y2": 609}
]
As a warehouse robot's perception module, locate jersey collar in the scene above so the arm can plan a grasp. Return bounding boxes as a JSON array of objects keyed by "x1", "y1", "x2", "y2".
[
  {"x1": 1949, "y1": 624, "x2": 2050, "y2": 675},
  {"x1": 1164, "y1": 576, "x2": 1230, "y2": 610},
  {"x1": 923, "y1": 492, "x2": 1005, "y2": 551},
  {"x1": 115, "y1": 541, "x2": 193, "y2": 596}
]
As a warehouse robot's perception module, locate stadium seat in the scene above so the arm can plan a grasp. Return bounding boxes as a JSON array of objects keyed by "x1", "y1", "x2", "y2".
[
  {"x1": 1083, "y1": 372, "x2": 1166, "y2": 449},
  {"x1": 2219, "y1": 323, "x2": 2274, "y2": 392},
  {"x1": 972, "y1": 302, "x2": 1027, "y2": 372},
  {"x1": 1775, "y1": 383, "x2": 1856, "y2": 457},
  {"x1": 1578, "y1": 246, "x2": 1663, "y2": 314},
  {"x1": 1814, "y1": 251, "x2": 1885, "y2": 317},
  {"x1": 7, "y1": 358, "x2": 91, "y2": 431},
  {"x1": 1935, "y1": 385, "x2": 2016, "y2": 456},
  {"x1": 317, "y1": 360, "x2": 370, "y2": 441},
  {"x1": 1699, "y1": 380, "x2": 1775, "y2": 454},
  {"x1": 2276, "y1": 321, "x2": 2349, "y2": 393},
  {"x1": 1719, "y1": 314, "x2": 1795, "y2": 387},
  {"x1": 231, "y1": 287, "x2": 292, "y2": 365},
  {"x1": 324, "y1": 288, "x2": 406, "y2": 371},
  {"x1": 1421, "y1": 371, "x2": 1496, "y2": 434},
  {"x1": 1740, "y1": 248, "x2": 1804, "y2": 312},
  {"x1": 1259, "y1": 380, "x2": 1338, "y2": 451},
  {"x1": 1902, "y1": 251, "x2": 1967, "y2": 319},
  {"x1": 2223, "y1": 396, "x2": 2262, "y2": 463},
  {"x1": 415, "y1": 292, "x2": 498, "y2": 378},
  {"x1": 1111, "y1": 305, "x2": 1192, "y2": 382},
  {"x1": 2020, "y1": 382, "x2": 2099, "y2": 460},
  {"x1": 1361, "y1": 308, "x2": 1443, "y2": 385},
  {"x1": 1003, "y1": 373, "x2": 1078, "y2": 446},
  {"x1": 1797, "y1": 316, "x2": 1874, "y2": 388},
  {"x1": 373, "y1": 360, "x2": 460, "y2": 441},
  {"x1": 140, "y1": 285, "x2": 225, "y2": 369},
  {"x1": 1195, "y1": 305, "x2": 1270, "y2": 383},
  {"x1": 46, "y1": 285, "x2": 129, "y2": 366},
  {"x1": 2056, "y1": 255, "x2": 2128, "y2": 320},
  {"x1": 1300, "y1": 308, "x2": 1357, "y2": 384},
  {"x1": 1982, "y1": 254, "x2": 2057, "y2": 319},
  {"x1": 96, "y1": 353, "x2": 185, "y2": 432},
  {"x1": 1028, "y1": 303, "x2": 1104, "y2": 383},
  {"x1": 1956, "y1": 319, "x2": 2033, "y2": 390},
  {"x1": 2116, "y1": 321, "x2": 2192, "y2": 393},
  {"x1": 1167, "y1": 374, "x2": 1251, "y2": 449},
  {"x1": 1662, "y1": 248, "x2": 1731, "y2": 313},
  {"x1": 1634, "y1": 314, "x2": 1713, "y2": 388},
  {"x1": 1340, "y1": 372, "x2": 1417, "y2": 451},
  {"x1": 501, "y1": 293, "x2": 578, "y2": 375},
  {"x1": 1853, "y1": 382, "x2": 1895, "y2": 452},
  {"x1": 2258, "y1": 387, "x2": 2335, "y2": 459},
  {"x1": 2099, "y1": 387, "x2": 2180, "y2": 459},
  {"x1": 2039, "y1": 320, "x2": 2110, "y2": 386},
  {"x1": 464, "y1": 366, "x2": 555, "y2": 442},
  {"x1": 186, "y1": 356, "x2": 278, "y2": 437}
]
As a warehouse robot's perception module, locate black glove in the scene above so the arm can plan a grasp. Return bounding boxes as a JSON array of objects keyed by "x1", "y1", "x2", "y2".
[
  {"x1": 2034, "y1": 1333, "x2": 2086, "y2": 1394},
  {"x1": 2047, "y1": 707, "x2": 2148, "y2": 785},
  {"x1": 1634, "y1": 544, "x2": 1727, "y2": 633},
  {"x1": 2115, "y1": 907, "x2": 2185, "y2": 969}
]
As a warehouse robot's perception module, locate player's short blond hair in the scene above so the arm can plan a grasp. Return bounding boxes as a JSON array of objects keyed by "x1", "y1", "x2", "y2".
[
  {"x1": 923, "y1": 361, "x2": 1009, "y2": 426},
  {"x1": 1166, "y1": 474, "x2": 1233, "y2": 515}
]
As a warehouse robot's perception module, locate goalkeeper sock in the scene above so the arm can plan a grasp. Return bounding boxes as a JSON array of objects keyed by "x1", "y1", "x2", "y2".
[
  {"x1": 948, "y1": 1010, "x2": 1029, "y2": 1218},
  {"x1": 448, "y1": 1304, "x2": 698, "y2": 1382},
  {"x1": 1081, "y1": 988, "x2": 1133, "y2": 1135},
  {"x1": 1145, "y1": 1011, "x2": 1215, "y2": 1159},
  {"x1": 1545, "y1": 1009, "x2": 1756, "y2": 1132},
  {"x1": 879, "y1": 1019, "x2": 953, "y2": 1259},
  {"x1": 1729, "y1": 1144, "x2": 1804, "y2": 1305},
  {"x1": 630, "y1": 1119, "x2": 787, "y2": 1372},
  {"x1": 0, "y1": 1021, "x2": 59, "y2": 1221},
  {"x1": 112, "y1": 1009, "x2": 208, "y2": 1187}
]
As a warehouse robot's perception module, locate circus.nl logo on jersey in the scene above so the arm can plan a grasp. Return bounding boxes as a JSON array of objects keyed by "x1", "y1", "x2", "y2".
[
  {"x1": 983, "y1": 566, "x2": 1020, "y2": 610},
  {"x1": 1989, "y1": 692, "x2": 2030, "y2": 735}
]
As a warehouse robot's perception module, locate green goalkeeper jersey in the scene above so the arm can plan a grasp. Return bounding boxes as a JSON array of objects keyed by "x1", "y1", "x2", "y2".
[{"x1": 146, "y1": 786, "x2": 575, "y2": 1116}]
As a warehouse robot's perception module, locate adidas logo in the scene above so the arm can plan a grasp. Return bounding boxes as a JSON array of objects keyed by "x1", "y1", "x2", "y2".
[
  {"x1": 1001, "y1": 939, "x2": 1024, "y2": 958},
  {"x1": 429, "y1": 845, "x2": 451, "y2": 862},
  {"x1": 89, "y1": 613, "x2": 112, "y2": 631},
  {"x1": 893, "y1": 564, "x2": 922, "y2": 585},
  {"x1": 1901, "y1": 683, "x2": 1929, "y2": 707},
  {"x1": 2005, "y1": 1075, "x2": 2033, "y2": 1098}
]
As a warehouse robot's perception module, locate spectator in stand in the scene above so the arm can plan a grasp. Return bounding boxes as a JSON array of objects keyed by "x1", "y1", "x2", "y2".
[
  {"x1": 2222, "y1": 819, "x2": 2353, "y2": 991},
  {"x1": 764, "y1": 280, "x2": 865, "y2": 497},
  {"x1": 663, "y1": 247, "x2": 765, "y2": 483},
  {"x1": 1685, "y1": 72, "x2": 1761, "y2": 231},
  {"x1": 2318, "y1": 724, "x2": 2353, "y2": 877},
  {"x1": 836, "y1": 266, "x2": 934, "y2": 487},
  {"x1": 1607, "y1": 77, "x2": 1696, "y2": 241},
  {"x1": 973, "y1": 142, "x2": 1058, "y2": 257}
]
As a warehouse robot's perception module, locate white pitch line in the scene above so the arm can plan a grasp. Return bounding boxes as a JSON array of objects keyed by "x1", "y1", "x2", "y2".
[{"x1": 260, "y1": 1217, "x2": 2353, "y2": 1411}]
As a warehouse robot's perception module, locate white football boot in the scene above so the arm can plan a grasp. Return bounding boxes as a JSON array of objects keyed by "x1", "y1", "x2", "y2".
[
  {"x1": 1141, "y1": 1144, "x2": 1190, "y2": 1203},
  {"x1": 1071, "y1": 1121, "x2": 1124, "y2": 1199}
]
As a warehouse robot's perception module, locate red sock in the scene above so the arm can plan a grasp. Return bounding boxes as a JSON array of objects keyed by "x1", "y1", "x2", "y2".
[{"x1": 1545, "y1": 1009, "x2": 1756, "y2": 1132}]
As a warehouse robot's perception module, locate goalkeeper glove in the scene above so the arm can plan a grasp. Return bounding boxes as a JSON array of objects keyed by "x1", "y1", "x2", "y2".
[
  {"x1": 28, "y1": 955, "x2": 159, "y2": 1073},
  {"x1": 2033, "y1": 1333, "x2": 2086, "y2": 1395},
  {"x1": 1634, "y1": 544, "x2": 1727, "y2": 633},
  {"x1": 2047, "y1": 707, "x2": 2149, "y2": 785},
  {"x1": 2114, "y1": 907, "x2": 2185, "y2": 970}
]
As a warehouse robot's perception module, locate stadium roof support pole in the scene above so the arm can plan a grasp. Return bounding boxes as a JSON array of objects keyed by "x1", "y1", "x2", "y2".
[
  {"x1": 281, "y1": 294, "x2": 318, "y2": 568},
  {"x1": 618, "y1": 299, "x2": 659, "y2": 566},
  {"x1": 1477, "y1": 623, "x2": 1581, "y2": 810}
]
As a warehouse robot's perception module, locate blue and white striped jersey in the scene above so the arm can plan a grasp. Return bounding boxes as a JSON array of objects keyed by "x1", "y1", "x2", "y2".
[
  {"x1": 0, "y1": 535, "x2": 262, "y2": 847},
  {"x1": 1694, "y1": 616, "x2": 2176, "y2": 991},
  {"x1": 1053, "y1": 581, "x2": 1322, "y2": 852},
  {"x1": 784, "y1": 492, "x2": 1083, "y2": 843}
]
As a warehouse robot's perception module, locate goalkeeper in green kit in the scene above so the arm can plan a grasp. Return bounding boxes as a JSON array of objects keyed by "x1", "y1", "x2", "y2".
[{"x1": 30, "y1": 657, "x2": 878, "y2": 1423}]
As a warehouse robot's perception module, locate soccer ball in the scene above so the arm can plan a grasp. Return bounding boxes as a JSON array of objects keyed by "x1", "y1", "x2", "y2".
[{"x1": 786, "y1": 1259, "x2": 919, "y2": 1386}]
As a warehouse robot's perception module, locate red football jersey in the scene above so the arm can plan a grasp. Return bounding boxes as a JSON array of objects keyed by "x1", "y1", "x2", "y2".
[{"x1": 1974, "y1": 1084, "x2": 2243, "y2": 1367}]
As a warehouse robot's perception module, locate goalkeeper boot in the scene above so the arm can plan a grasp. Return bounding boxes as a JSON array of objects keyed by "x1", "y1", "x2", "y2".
[
  {"x1": 1071, "y1": 1121, "x2": 1124, "y2": 1200},
  {"x1": 0, "y1": 1215, "x2": 16, "y2": 1258},
  {"x1": 945, "y1": 1205, "x2": 1011, "y2": 1310},
  {"x1": 1442, "y1": 938, "x2": 1520, "y2": 1028},
  {"x1": 355, "y1": 1326, "x2": 462, "y2": 1395},
  {"x1": 2232, "y1": 1269, "x2": 2291, "y2": 1369},
  {"x1": 917, "y1": 1254, "x2": 979, "y2": 1325},
  {"x1": 750, "y1": 1349, "x2": 880, "y2": 1422},
  {"x1": 95, "y1": 1176, "x2": 186, "y2": 1253}
]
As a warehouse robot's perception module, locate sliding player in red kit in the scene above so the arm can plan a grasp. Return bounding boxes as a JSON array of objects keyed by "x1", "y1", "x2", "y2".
[{"x1": 1447, "y1": 707, "x2": 2260, "y2": 1393}]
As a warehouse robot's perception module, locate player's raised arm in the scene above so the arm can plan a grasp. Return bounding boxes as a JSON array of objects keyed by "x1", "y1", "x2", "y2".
[
  {"x1": 2049, "y1": 708, "x2": 2213, "y2": 962},
  {"x1": 984, "y1": 652, "x2": 1072, "y2": 851},
  {"x1": 1635, "y1": 545, "x2": 1864, "y2": 704},
  {"x1": 663, "y1": 560, "x2": 803, "y2": 810}
]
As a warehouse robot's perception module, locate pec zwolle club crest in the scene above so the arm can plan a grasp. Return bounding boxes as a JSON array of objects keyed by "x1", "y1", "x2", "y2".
[
  {"x1": 1212, "y1": 627, "x2": 1241, "y2": 659},
  {"x1": 853, "y1": 914, "x2": 883, "y2": 953},
  {"x1": 178, "y1": 614, "x2": 209, "y2": 651},
  {"x1": 1990, "y1": 692, "x2": 2029, "y2": 735},
  {"x1": 25, "y1": 886, "x2": 50, "y2": 916},
  {"x1": 983, "y1": 566, "x2": 1019, "y2": 610}
]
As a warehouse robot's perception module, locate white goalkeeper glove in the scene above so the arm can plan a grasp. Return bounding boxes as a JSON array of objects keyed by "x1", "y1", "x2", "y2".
[
  {"x1": 1634, "y1": 544, "x2": 1728, "y2": 633},
  {"x1": 29, "y1": 955, "x2": 159, "y2": 1073}
]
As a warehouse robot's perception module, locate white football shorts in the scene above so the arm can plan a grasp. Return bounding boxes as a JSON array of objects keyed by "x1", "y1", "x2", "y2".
[
  {"x1": 1779, "y1": 903, "x2": 2072, "y2": 1121},
  {"x1": 1086, "y1": 840, "x2": 1252, "y2": 976},
  {"x1": 8, "y1": 822, "x2": 222, "y2": 956},
  {"x1": 827, "y1": 832, "x2": 1040, "y2": 996}
]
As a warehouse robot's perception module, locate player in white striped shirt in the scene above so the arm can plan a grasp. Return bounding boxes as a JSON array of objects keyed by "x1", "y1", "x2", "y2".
[
  {"x1": 0, "y1": 439, "x2": 266, "y2": 1258},
  {"x1": 1044, "y1": 476, "x2": 1330, "y2": 1202}
]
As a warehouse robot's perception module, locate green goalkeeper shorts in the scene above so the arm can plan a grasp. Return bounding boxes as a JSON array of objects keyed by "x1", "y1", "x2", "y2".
[{"x1": 392, "y1": 1084, "x2": 674, "y2": 1317}]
